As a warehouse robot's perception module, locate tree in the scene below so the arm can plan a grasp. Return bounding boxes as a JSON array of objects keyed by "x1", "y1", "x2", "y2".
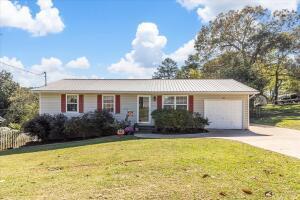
[
  {"x1": 4, "y1": 87, "x2": 39, "y2": 126},
  {"x1": 153, "y1": 58, "x2": 178, "y2": 79},
  {"x1": 194, "y1": 6, "x2": 300, "y2": 93},
  {"x1": 177, "y1": 55, "x2": 202, "y2": 79},
  {"x1": 255, "y1": 24, "x2": 299, "y2": 101},
  {"x1": 0, "y1": 70, "x2": 19, "y2": 116},
  {"x1": 202, "y1": 52, "x2": 268, "y2": 91}
]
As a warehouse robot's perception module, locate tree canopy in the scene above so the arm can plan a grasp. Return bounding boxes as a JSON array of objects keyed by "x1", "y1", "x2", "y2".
[
  {"x1": 152, "y1": 6, "x2": 299, "y2": 102},
  {"x1": 0, "y1": 70, "x2": 19, "y2": 116},
  {"x1": 152, "y1": 58, "x2": 179, "y2": 79},
  {"x1": 0, "y1": 70, "x2": 38, "y2": 128}
]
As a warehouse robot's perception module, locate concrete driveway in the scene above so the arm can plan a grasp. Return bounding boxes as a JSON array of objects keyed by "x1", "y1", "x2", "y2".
[
  {"x1": 135, "y1": 124, "x2": 300, "y2": 159},
  {"x1": 209, "y1": 125, "x2": 300, "y2": 159}
]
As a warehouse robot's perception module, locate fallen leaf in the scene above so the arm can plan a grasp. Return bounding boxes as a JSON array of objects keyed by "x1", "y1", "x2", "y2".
[
  {"x1": 219, "y1": 192, "x2": 226, "y2": 196},
  {"x1": 265, "y1": 191, "x2": 273, "y2": 197},
  {"x1": 202, "y1": 174, "x2": 210, "y2": 178},
  {"x1": 48, "y1": 166, "x2": 64, "y2": 171},
  {"x1": 242, "y1": 189, "x2": 252, "y2": 195}
]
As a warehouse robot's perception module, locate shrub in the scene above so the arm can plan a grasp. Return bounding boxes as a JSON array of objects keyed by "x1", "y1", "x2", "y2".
[
  {"x1": 48, "y1": 114, "x2": 68, "y2": 140},
  {"x1": 64, "y1": 110, "x2": 116, "y2": 139},
  {"x1": 23, "y1": 113, "x2": 72, "y2": 141},
  {"x1": 23, "y1": 114, "x2": 53, "y2": 141},
  {"x1": 23, "y1": 110, "x2": 117, "y2": 141},
  {"x1": 151, "y1": 109, "x2": 209, "y2": 133}
]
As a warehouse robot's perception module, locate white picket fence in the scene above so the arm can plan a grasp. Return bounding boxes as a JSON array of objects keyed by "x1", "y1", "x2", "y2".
[{"x1": 0, "y1": 127, "x2": 33, "y2": 151}]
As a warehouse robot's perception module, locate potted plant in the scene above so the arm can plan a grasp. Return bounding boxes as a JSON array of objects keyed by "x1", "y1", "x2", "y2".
[{"x1": 117, "y1": 129, "x2": 125, "y2": 135}]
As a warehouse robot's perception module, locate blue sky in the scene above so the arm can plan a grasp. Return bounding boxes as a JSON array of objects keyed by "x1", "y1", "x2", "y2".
[{"x1": 0, "y1": 0, "x2": 299, "y2": 87}]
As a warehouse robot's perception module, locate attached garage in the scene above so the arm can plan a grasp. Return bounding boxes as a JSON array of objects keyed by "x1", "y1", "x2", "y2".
[{"x1": 204, "y1": 99, "x2": 243, "y2": 129}]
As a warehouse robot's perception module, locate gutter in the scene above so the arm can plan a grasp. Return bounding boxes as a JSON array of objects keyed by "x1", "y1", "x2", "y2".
[{"x1": 32, "y1": 90, "x2": 259, "y2": 95}]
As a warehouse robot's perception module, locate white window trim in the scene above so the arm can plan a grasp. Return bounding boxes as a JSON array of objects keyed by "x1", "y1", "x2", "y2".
[
  {"x1": 102, "y1": 94, "x2": 116, "y2": 114},
  {"x1": 66, "y1": 94, "x2": 79, "y2": 113},
  {"x1": 162, "y1": 95, "x2": 188, "y2": 110},
  {"x1": 137, "y1": 95, "x2": 151, "y2": 124}
]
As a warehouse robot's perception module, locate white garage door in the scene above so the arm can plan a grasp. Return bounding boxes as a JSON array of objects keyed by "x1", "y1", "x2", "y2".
[{"x1": 204, "y1": 100, "x2": 243, "y2": 129}]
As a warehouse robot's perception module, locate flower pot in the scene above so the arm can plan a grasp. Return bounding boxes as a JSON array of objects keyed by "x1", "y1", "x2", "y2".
[{"x1": 117, "y1": 129, "x2": 125, "y2": 135}]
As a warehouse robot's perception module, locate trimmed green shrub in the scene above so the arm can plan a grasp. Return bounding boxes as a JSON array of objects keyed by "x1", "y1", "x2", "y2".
[
  {"x1": 151, "y1": 109, "x2": 209, "y2": 133},
  {"x1": 23, "y1": 110, "x2": 116, "y2": 141},
  {"x1": 64, "y1": 110, "x2": 116, "y2": 139}
]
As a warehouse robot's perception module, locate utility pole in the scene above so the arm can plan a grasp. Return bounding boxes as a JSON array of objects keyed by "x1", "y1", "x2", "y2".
[{"x1": 44, "y1": 72, "x2": 47, "y2": 86}]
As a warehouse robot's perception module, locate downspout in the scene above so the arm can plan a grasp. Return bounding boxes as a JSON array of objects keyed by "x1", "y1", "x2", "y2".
[{"x1": 248, "y1": 94, "x2": 257, "y2": 130}]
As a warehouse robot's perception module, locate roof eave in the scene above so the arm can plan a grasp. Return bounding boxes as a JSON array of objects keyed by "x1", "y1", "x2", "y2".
[{"x1": 32, "y1": 90, "x2": 259, "y2": 95}]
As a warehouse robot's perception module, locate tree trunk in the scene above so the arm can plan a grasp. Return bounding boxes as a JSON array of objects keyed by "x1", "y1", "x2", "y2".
[{"x1": 273, "y1": 65, "x2": 280, "y2": 104}]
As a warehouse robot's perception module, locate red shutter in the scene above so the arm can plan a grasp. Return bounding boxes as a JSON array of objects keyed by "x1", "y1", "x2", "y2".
[
  {"x1": 157, "y1": 95, "x2": 162, "y2": 109},
  {"x1": 79, "y1": 95, "x2": 84, "y2": 113},
  {"x1": 61, "y1": 94, "x2": 66, "y2": 113},
  {"x1": 97, "y1": 95, "x2": 102, "y2": 111},
  {"x1": 188, "y1": 95, "x2": 194, "y2": 112},
  {"x1": 115, "y1": 95, "x2": 120, "y2": 113}
]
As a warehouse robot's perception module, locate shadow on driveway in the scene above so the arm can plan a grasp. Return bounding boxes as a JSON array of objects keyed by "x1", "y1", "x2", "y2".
[{"x1": 135, "y1": 129, "x2": 269, "y2": 139}]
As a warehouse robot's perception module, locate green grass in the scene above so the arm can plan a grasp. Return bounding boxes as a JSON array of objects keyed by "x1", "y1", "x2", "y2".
[
  {"x1": 251, "y1": 104, "x2": 300, "y2": 130},
  {"x1": 0, "y1": 136, "x2": 299, "y2": 199}
]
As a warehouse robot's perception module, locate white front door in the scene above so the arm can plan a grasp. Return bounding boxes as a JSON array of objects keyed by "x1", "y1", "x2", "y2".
[
  {"x1": 137, "y1": 95, "x2": 151, "y2": 123},
  {"x1": 204, "y1": 100, "x2": 243, "y2": 129}
]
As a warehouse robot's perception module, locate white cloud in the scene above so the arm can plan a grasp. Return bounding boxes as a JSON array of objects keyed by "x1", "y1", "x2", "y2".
[
  {"x1": 66, "y1": 57, "x2": 90, "y2": 69},
  {"x1": 167, "y1": 39, "x2": 196, "y2": 65},
  {"x1": 0, "y1": 56, "x2": 43, "y2": 87},
  {"x1": 0, "y1": 0, "x2": 65, "y2": 36},
  {"x1": 108, "y1": 22, "x2": 197, "y2": 78},
  {"x1": 108, "y1": 22, "x2": 167, "y2": 78},
  {"x1": 0, "y1": 56, "x2": 93, "y2": 87},
  {"x1": 177, "y1": 0, "x2": 299, "y2": 22},
  {"x1": 176, "y1": 0, "x2": 203, "y2": 10}
]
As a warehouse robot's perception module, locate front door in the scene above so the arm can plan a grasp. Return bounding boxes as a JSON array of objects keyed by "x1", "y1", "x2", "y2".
[{"x1": 138, "y1": 96, "x2": 151, "y2": 123}]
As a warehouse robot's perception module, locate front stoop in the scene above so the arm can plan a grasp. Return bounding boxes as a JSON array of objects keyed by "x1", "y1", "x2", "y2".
[{"x1": 136, "y1": 125, "x2": 155, "y2": 133}]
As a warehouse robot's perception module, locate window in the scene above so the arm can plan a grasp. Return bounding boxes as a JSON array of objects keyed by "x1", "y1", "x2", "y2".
[
  {"x1": 67, "y1": 94, "x2": 78, "y2": 112},
  {"x1": 163, "y1": 95, "x2": 188, "y2": 110},
  {"x1": 103, "y1": 95, "x2": 115, "y2": 113}
]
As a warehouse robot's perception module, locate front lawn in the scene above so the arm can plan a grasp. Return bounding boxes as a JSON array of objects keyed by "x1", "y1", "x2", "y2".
[
  {"x1": 0, "y1": 136, "x2": 299, "y2": 199},
  {"x1": 251, "y1": 104, "x2": 300, "y2": 130}
]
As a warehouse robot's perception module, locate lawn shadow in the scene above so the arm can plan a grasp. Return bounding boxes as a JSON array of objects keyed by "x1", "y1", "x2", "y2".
[{"x1": 0, "y1": 135, "x2": 139, "y2": 156}]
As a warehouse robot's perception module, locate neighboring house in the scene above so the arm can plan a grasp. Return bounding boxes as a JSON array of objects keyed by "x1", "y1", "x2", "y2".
[{"x1": 32, "y1": 79, "x2": 258, "y2": 129}]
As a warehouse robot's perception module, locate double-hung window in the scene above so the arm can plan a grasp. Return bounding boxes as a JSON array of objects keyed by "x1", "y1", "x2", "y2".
[
  {"x1": 163, "y1": 95, "x2": 188, "y2": 110},
  {"x1": 103, "y1": 95, "x2": 115, "y2": 113},
  {"x1": 66, "y1": 94, "x2": 78, "y2": 112}
]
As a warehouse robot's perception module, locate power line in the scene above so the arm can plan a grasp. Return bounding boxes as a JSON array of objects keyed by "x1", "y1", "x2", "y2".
[
  {"x1": 0, "y1": 61, "x2": 43, "y2": 76},
  {"x1": 0, "y1": 61, "x2": 48, "y2": 87}
]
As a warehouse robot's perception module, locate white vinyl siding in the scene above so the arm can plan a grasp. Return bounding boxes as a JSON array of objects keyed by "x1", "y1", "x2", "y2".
[
  {"x1": 84, "y1": 94, "x2": 97, "y2": 112},
  {"x1": 39, "y1": 93, "x2": 249, "y2": 129},
  {"x1": 114, "y1": 94, "x2": 138, "y2": 123}
]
